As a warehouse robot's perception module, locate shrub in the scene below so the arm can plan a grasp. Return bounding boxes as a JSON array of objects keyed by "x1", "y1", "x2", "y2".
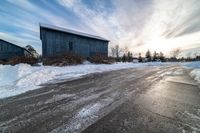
[
  {"x1": 43, "y1": 53, "x2": 84, "y2": 66},
  {"x1": 90, "y1": 54, "x2": 114, "y2": 64},
  {"x1": 7, "y1": 56, "x2": 38, "y2": 65},
  {"x1": 0, "y1": 60, "x2": 6, "y2": 65},
  {"x1": 107, "y1": 57, "x2": 117, "y2": 63}
]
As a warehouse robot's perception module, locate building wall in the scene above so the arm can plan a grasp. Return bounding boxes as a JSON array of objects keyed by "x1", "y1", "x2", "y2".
[
  {"x1": 41, "y1": 28, "x2": 108, "y2": 58},
  {"x1": 0, "y1": 40, "x2": 25, "y2": 60}
]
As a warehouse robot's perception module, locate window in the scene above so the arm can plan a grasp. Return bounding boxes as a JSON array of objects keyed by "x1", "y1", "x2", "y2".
[{"x1": 69, "y1": 42, "x2": 73, "y2": 51}]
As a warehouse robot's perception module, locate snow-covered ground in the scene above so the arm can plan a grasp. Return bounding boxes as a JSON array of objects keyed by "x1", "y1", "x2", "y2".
[
  {"x1": 183, "y1": 61, "x2": 200, "y2": 84},
  {"x1": 0, "y1": 62, "x2": 170, "y2": 99}
]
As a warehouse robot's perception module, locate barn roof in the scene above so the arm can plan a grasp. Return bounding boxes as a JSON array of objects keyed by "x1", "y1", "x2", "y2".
[
  {"x1": 40, "y1": 23, "x2": 109, "y2": 42},
  {"x1": 0, "y1": 39, "x2": 33, "y2": 55}
]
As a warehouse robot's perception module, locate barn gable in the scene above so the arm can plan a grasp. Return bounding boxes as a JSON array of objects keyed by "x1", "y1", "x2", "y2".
[{"x1": 40, "y1": 23, "x2": 109, "y2": 58}]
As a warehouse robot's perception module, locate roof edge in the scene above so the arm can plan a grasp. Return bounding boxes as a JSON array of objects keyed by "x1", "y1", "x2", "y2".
[{"x1": 39, "y1": 23, "x2": 110, "y2": 42}]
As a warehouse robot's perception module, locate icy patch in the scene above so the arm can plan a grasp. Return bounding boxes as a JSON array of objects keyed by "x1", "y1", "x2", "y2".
[
  {"x1": 183, "y1": 111, "x2": 200, "y2": 121},
  {"x1": 160, "y1": 71, "x2": 173, "y2": 77},
  {"x1": 160, "y1": 69, "x2": 183, "y2": 77},
  {"x1": 45, "y1": 94, "x2": 74, "y2": 104},
  {"x1": 76, "y1": 103, "x2": 103, "y2": 118},
  {"x1": 177, "y1": 110, "x2": 200, "y2": 132},
  {"x1": 62, "y1": 98, "x2": 114, "y2": 133},
  {"x1": 51, "y1": 88, "x2": 136, "y2": 133},
  {"x1": 197, "y1": 109, "x2": 200, "y2": 116},
  {"x1": 173, "y1": 69, "x2": 184, "y2": 76},
  {"x1": 51, "y1": 102, "x2": 106, "y2": 133}
]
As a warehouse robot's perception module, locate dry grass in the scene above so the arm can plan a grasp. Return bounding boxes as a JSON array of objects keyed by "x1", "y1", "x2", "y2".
[
  {"x1": 43, "y1": 53, "x2": 84, "y2": 66},
  {"x1": 0, "y1": 60, "x2": 6, "y2": 65},
  {"x1": 90, "y1": 54, "x2": 114, "y2": 64},
  {"x1": 7, "y1": 56, "x2": 38, "y2": 65}
]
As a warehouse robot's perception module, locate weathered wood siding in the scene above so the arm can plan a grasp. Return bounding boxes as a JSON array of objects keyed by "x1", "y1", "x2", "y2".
[
  {"x1": 40, "y1": 28, "x2": 108, "y2": 58},
  {"x1": 0, "y1": 40, "x2": 25, "y2": 60}
]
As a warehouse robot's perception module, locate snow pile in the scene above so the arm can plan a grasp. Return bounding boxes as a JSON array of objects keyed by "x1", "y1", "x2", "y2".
[
  {"x1": 190, "y1": 70, "x2": 200, "y2": 83},
  {"x1": 0, "y1": 62, "x2": 169, "y2": 99},
  {"x1": 183, "y1": 61, "x2": 200, "y2": 83}
]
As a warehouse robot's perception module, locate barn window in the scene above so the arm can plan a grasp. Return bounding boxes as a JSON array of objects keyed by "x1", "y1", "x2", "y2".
[{"x1": 69, "y1": 42, "x2": 73, "y2": 51}]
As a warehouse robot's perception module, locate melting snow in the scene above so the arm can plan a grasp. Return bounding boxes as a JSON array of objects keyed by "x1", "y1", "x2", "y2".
[{"x1": 76, "y1": 103, "x2": 103, "y2": 118}]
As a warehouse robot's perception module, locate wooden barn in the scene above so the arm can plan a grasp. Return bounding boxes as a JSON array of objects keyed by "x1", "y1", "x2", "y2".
[
  {"x1": 40, "y1": 23, "x2": 109, "y2": 59},
  {"x1": 0, "y1": 39, "x2": 32, "y2": 61}
]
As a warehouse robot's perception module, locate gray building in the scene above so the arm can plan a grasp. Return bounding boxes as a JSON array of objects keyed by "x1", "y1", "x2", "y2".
[
  {"x1": 0, "y1": 39, "x2": 32, "y2": 61},
  {"x1": 40, "y1": 23, "x2": 109, "y2": 59}
]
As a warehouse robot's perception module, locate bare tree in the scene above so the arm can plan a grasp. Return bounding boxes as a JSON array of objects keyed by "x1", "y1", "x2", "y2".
[
  {"x1": 171, "y1": 48, "x2": 181, "y2": 59},
  {"x1": 116, "y1": 45, "x2": 122, "y2": 58},
  {"x1": 123, "y1": 46, "x2": 129, "y2": 55},
  {"x1": 111, "y1": 47, "x2": 116, "y2": 57},
  {"x1": 110, "y1": 45, "x2": 122, "y2": 58}
]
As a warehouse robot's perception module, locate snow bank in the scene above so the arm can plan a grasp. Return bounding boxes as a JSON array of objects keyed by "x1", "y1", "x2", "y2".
[
  {"x1": 182, "y1": 61, "x2": 200, "y2": 84},
  {"x1": 183, "y1": 61, "x2": 200, "y2": 69},
  {"x1": 0, "y1": 62, "x2": 169, "y2": 99},
  {"x1": 190, "y1": 69, "x2": 200, "y2": 83}
]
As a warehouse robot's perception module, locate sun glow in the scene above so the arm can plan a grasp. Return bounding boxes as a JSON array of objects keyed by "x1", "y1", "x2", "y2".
[
  {"x1": 137, "y1": 30, "x2": 200, "y2": 56},
  {"x1": 146, "y1": 38, "x2": 173, "y2": 53}
]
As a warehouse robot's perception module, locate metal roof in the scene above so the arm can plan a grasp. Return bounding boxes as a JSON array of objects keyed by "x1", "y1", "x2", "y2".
[
  {"x1": 0, "y1": 39, "x2": 32, "y2": 55},
  {"x1": 39, "y1": 23, "x2": 109, "y2": 42}
]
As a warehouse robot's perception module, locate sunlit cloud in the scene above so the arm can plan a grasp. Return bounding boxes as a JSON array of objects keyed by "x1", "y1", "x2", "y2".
[
  {"x1": 57, "y1": 0, "x2": 200, "y2": 55},
  {"x1": 0, "y1": 0, "x2": 200, "y2": 56}
]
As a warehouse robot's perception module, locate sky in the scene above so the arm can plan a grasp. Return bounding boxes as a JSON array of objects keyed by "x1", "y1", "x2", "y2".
[{"x1": 0, "y1": 0, "x2": 200, "y2": 57}]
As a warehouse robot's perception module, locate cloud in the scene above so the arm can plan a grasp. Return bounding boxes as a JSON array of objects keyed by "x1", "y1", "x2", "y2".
[
  {"x1": 56, "y1": 0, "x2": 200, "y2": 55},
  {"x1": 0, "y1": 0, "x2": 76, "y2": 53},
  {"x1": 0, "y1": 0, "x2": 200, "y2": 56},
  {"x1": 5, "y1": 0, "x2": 71, "y2": 27},
  {"x1": 56, "y1": 0, "x2": 119, "y2": 42},
  {"x1": 0, "y1": 31, "x2": 41, "y2": 53}
]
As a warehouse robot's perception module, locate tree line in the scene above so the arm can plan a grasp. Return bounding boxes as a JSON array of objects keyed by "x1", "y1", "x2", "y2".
[{"x1": 110, "y1": 45, "x2": 200, "y2": 62}]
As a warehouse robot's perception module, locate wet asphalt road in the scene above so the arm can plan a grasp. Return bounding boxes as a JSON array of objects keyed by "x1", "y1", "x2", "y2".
[{"x1": 0, "y1": 65, "x2": 200, "y2": 133}]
